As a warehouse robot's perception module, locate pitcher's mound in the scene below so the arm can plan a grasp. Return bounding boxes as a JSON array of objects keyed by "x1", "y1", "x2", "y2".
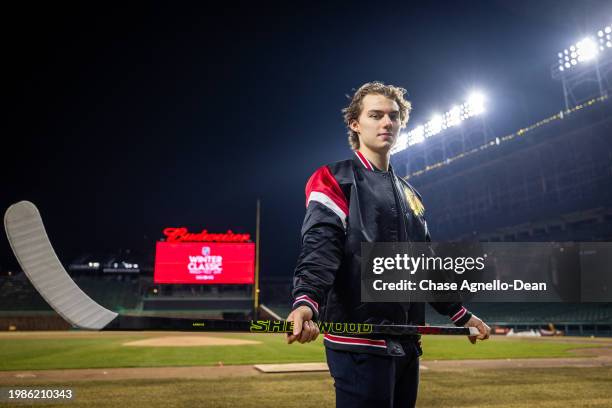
[{"x1": 124, "y1": 336, "x2": 261, "y2": 347}]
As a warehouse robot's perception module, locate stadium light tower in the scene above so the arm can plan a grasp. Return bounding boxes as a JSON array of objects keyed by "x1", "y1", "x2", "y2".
[{"x1": 552, "y1": 22, "x2": 612, "y2": 110}]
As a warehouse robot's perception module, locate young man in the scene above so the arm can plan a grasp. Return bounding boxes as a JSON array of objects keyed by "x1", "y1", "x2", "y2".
[{"x1": 286, "y1": 82, "x2": 490, "y2": 408}]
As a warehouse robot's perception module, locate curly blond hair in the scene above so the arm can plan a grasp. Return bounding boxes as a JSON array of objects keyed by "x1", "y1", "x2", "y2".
[{"x1": 342, "y1": 81, "x2": 412, "y2": 150}]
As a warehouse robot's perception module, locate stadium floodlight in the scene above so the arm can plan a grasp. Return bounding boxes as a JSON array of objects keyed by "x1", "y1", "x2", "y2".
[
  {"x1": 426, "y1": 114, "x2": 444, "y2": 136},
  {"x1": 466, "y1": 92, "x2": 485, "y2": 116},
  {"x1": 600, "y1": 25, "x2": 612, "y2": 50},
  {"x1": 409, "y1": 125, "x2": 425, "y2": 145},
  {"x1": 392, "y1": 132, "x2": 408, "y2": 154},
  {"x1": 391, "y1": 92, "x2": 487, "y2": 155},
  {"x1": 445, "y1": 106, "x2": 461, "y2": 128},
  {"x1": 388, "y1": 124, "x2": 426, "y2": 155},
  {"x1": 576, "y1": 38, "x2": 598, "y2": 61},
  {"x1": 557, "y1": 22, "x2": 612, "y2": 73}
]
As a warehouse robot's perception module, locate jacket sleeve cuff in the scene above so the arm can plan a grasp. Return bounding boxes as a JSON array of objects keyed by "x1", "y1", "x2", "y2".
[
  {"x1": 449, "y1": 306, "x2": 472, "y2": 327},
  {"x1": 292, "y1": 294, "x2": 319, "y2": 320}
]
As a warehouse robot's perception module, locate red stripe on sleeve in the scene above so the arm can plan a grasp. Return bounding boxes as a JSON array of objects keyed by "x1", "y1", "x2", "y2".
[{"x1": 305, "y1": 166, "x2": 349, "y2": 216}]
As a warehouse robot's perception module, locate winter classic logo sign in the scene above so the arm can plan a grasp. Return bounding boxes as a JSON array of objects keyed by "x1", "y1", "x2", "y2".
[{"x1": 187, "y1": 246, "x2": 224, "y2": 280}]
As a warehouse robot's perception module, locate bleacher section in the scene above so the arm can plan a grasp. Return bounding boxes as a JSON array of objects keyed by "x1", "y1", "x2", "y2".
[
  {"x1": 142, "y1": 297, "x2": 252, "y2": 312},
  {"x1": 0, "y1": 276, "x2": 51, "y2": 311},
  {"x1": 404, "y1": 96, "x2": 612, "y2": 242},
  {"x1": 76, "y1": 276, "x2": 142, "y2": 310},
  {"x1": 0, "y1": 275, "x2": 141, "y2": 312}
]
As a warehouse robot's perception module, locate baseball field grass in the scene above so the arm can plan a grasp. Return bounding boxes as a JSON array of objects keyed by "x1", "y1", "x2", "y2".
[
  {"x1": 1, "y1": 367, "x2": 611, "y2": 407},
  {"x1": 0, "y1": 331, "x2": 604, "y2": 371},
  {"x1": 1, "y1": 332, "x2": 611, "y2": 407}
]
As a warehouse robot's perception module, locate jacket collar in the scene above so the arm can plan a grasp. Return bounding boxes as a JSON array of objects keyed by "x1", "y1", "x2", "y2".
[{"x1": 353, "y1": 150, "x2": 392, "y2": 173}]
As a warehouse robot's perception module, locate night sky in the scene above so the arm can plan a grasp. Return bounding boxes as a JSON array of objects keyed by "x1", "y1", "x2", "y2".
[{"x1": 3, "y1": 1, "x2": 611, "y2": 278}]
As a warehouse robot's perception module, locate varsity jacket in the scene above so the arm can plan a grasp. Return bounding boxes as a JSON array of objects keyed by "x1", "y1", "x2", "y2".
[{"x1": 291, "y1": 151, "x2": 472, "y2": 356}]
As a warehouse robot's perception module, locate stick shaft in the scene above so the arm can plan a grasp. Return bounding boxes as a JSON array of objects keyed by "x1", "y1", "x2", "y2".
[{"x1": 105, "y1": 315, "x2": 473, "y2": 335}]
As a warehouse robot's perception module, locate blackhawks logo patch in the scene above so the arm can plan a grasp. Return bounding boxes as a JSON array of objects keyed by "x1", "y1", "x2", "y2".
[{"x1": 403, "y1": 187, "x2": 425, "y2": 217}]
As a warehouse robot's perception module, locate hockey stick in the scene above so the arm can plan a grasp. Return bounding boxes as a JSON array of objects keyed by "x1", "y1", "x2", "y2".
[{"x1": 4, "y1": 201, "x2": 477, "y2": 336}]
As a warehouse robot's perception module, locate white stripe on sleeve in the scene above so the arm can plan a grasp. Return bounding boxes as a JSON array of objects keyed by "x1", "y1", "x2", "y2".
[{"x1": 307, "y1": 191, "x2": 347, "y2": 229}]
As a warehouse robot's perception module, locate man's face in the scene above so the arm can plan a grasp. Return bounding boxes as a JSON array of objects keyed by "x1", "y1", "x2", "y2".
[{"x1": 350, "y1": 94, "x2": 401, "y2": 153}]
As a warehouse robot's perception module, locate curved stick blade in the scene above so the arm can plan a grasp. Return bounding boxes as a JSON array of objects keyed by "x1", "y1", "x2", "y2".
[{"x1": 4, "y1": 201, "x2": 117, "y2": 330}]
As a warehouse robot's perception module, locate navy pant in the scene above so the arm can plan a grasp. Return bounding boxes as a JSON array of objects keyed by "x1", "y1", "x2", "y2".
[{"x1": 325, "y1": 345, "x2": 420, "y2": 408}]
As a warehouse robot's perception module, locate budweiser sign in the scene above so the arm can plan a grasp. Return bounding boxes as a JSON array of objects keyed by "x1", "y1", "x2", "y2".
[{"x1": 163, "y1": 227, "x2": 251, "y2": 243}]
